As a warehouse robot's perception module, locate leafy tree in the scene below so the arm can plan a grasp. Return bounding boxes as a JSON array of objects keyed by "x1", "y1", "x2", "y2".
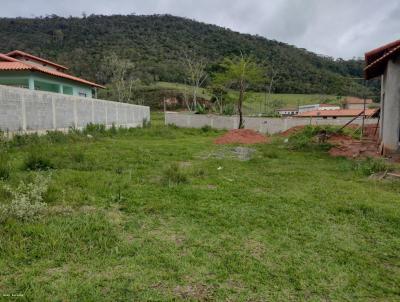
[{"x1": 214, "y1": 55, "x2": 264, "y2": 128}]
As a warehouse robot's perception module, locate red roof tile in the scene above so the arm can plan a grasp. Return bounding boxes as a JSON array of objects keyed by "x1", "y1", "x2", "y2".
[
  {"x1": 364, "y1": 40, "x2": 400, "y2": 80},
  {"x1": 6, "y1": 50, "x2": 68, "y2": 71},
  {"x1": 296, "y1": 109, "x2": 378, "y2": 118},
  {"x1": 343, "y1": 97, "x2": 373, "y2": 104},
  {"x1": 0, "y1": 52, "x2": 104, "y2": 88},
  {"x1": 0, "y1": 62, "x2": 30, "y2": 70}
]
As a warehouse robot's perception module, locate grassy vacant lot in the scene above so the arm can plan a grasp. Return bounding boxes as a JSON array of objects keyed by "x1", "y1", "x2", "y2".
[{"x1": 0, "y1": 114, "x2": 399, "y2": 301}]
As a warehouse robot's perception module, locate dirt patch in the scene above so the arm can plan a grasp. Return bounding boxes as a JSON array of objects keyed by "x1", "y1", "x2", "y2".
[
  {"x1": 214, "y1": 129, "x2": 269, "y2": 145},
  {"x1": 327, "y1": 133, "x2": 380, "y2": 159},
  {"x1": 198, "y1": 146, "x2": 256, "y2": 161},
  {"x1": 232, "y1": 146, "x2": 256, "y2": 161},
  {"x1": 173, "y1": 284, "x2": 213, "y2": 300}
]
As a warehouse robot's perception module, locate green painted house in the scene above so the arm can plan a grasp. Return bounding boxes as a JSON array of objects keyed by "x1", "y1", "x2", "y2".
[{"x1": 0, "y1": 50, "x2": 104, "y2": 97}]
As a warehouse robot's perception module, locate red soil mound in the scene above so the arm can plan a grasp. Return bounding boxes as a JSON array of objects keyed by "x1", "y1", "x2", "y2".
[
  {"x1": 280, "y1": 125, "x2": 306, "y2": 137},
  {"x1": 214, "y1": 129, "x2": 269, "y2": 145}
]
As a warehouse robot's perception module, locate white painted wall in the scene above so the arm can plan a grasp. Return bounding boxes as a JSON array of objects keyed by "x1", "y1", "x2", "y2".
[
  {"x1": 0, "y1": 84, "x2": 150, "y2": 132},
  {"x1": 165, "y1": 112, "x2": 378, "y2": 135}
]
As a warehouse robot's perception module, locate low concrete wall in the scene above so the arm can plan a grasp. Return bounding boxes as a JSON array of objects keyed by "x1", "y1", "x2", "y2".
[
  {"x1": 165, "y1": 112, "x2": 378, "y2": 134},
  {"x1": 0, "y1": 85, "x2": 150, "y2": 132}
]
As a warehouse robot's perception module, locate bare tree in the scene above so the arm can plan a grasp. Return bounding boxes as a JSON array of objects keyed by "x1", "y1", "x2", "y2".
[
  {"x1": 182, "y1": 52, "x2": 208, "y2": 111},
  {"x1": 103, "y1": 53, "x2": 138, "y2": 102}
]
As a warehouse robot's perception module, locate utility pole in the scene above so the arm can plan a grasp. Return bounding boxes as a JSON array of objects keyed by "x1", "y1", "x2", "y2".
[{"x1": 361, "y1": 87, "x2": 366, "y2": 139}]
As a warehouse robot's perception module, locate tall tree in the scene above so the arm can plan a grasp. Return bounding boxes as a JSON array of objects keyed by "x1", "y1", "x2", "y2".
[
  {"x1": 182, "y1": 52, "x2": 208, "y2": 111},
  {"x1": 214, "y1": 55, "x2": 264, "y2": 128}
]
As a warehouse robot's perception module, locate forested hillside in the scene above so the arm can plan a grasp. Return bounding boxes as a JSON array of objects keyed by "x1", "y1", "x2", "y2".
[{"x1": 0, "y1": 14, "x2": 375, "y2": 96}]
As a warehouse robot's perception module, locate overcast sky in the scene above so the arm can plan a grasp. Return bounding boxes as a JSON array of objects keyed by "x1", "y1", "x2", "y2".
[{"x1": 1, "y1": 0, "x2": 399, "y2": 59}]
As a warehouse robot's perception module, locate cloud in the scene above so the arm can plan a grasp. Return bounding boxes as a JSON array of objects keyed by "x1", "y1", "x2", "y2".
[{"x1": 0, "y1": 0, "x2": 398, "y2": 58}]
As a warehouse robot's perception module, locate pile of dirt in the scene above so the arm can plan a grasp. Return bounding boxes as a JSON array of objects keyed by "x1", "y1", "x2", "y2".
[
  {"x1": 280, "y1": 125, "x2": 306, "y2": 137},
  {"x1": 327, "y1": 133, "x2": 380, "y2": 159},
  {"x1": 214, "y1": 129, "x2": 269, "y2": 145}
]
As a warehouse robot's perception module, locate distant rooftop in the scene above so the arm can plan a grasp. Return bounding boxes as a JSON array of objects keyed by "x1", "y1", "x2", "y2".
[
  {"x1": 296, "y1": 109, "x2": 378, "y2": 118},
  {"x1": 343, "y1": 97, "x2": 373, "y2": 104}
]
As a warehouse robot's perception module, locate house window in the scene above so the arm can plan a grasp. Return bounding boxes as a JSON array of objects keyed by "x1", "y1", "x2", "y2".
[{"x1": 63, "y1": 86, "x2": 73, "y2": 95}]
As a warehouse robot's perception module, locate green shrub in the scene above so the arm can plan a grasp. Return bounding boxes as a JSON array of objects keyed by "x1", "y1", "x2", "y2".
[
  {"x1": 23, "y1": 149, "x2": 54, "y2": 171},
  {"x1": 142, "y1": 118, "x2": 151, "y2": 128},
  {"x1": 0, "y1": 165, "x2": 10, "y2": 181},
  {"x1": 109, "y1": 123, "x2": 118, "y2": 135},
  {"x1": 161, "y1": 163, "x2": 188, "y2": 186},
  {"x1": 0, "y1": 161, "x2": 11, "y2": 180},
  {"x1": 354, "y1": 158, "x2": 390, "y2": 176},
  {"x1": 195, "y1": 103, "x2": 206, "y2": 114},
  {"x1": 0, "y1": 174, "x2": 50, "y2": 223},
  {"x1": 83, "y1": 123, "x2": 107, "y2": 136},
  {"x1": 0, "y1": 154, "x2": 11, "y2": 180},
  {"x1": 46, "y1": 130, "x2": 69, "y2": 143},
  {"x1": 71, "y1": 151, "x2": 85, "y2": 163},
  {"x1": 201, "y1": 125, "x2": 213, "y2": 133},
  {"x1": 10, "y1": 133, "x2": 40, "y2": 147},
  {"x1": 287, "y1": 125, "x2": 337, "y2": 151},
  {"x1": 222, "y1": 103, "x2": 236, "y2": 116}
]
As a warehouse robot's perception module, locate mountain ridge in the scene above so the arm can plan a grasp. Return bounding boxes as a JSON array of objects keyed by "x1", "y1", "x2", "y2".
[{"x1": 0, "y1": 14, "x2": 375, "y2": 96}]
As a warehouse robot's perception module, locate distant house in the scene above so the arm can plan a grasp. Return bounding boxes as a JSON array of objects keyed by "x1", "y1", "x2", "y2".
[
  {"x1": 342, "y1": 97, "x2": 373, "y2": 110},
  {"x1": 298, "y1": 103, "x2": 340, "y2": 113},
  {"x1": 0, "y1": 50, "x2": 104, "y2": 98},
  {"x1": 295, "y1": 109, "x2": 378, "y2": 119},
  {"x1": 365, "y1": 39, "x2": 400, "y2": 153},
  {"x1": 276, "y1": 108, "x2": 298, "y2": 117}
]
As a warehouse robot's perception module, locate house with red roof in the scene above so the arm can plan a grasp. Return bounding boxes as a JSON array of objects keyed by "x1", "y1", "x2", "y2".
[
  {"x1": 298, "y1": 103, "x2": 340, "y2": 113},
  {"x1": 364, "y1": 40, "x2": 400, "y2": 153},
  {"x1": 342, "y1": 97, "x2": 373, "y2": 110},
  {"x1": 0, "y1": 50, "x2": 104, "y2": 98}
]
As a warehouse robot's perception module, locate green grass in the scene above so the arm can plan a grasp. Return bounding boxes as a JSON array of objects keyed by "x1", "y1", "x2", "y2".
[{"x1": 0, "y1": 114, "x2": 399, "y2": 301}]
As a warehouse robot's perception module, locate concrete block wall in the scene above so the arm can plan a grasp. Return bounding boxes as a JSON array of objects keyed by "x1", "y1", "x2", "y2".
[
  {"x1": 380, "y1": 57, "x2": 400, "y2": 152},
  {"x1": 165, "y1": 112, "x2": 378, "y2": 135},
  {"x1": 0, "y1": 85, "x2": 150, "y2": 132}
]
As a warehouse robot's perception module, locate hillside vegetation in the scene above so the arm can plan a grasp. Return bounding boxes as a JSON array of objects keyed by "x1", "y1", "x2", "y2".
[{"x1": 0, "y1": 14, "x2": 377, "y2": 96}]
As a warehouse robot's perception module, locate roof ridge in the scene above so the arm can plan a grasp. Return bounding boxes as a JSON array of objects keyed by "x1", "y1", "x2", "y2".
[{"x1": 6, "y1": 50, "x2": 68, "y2": 70}]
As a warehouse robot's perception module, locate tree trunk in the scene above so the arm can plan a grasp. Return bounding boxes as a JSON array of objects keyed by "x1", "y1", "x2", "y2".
[
  {"x1": 193, "y1": 85, "x2": 197, "y2": 110},
  {"x1": 238, "y1": 82, "x2": 244, "y2": 129}
]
